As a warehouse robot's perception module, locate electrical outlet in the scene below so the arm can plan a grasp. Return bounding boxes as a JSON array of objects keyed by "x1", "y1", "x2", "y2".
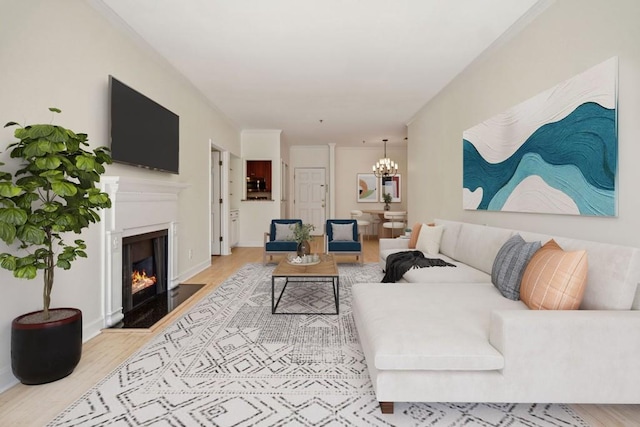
[{"x1": 188, "y1": 249, "x2": 193, "y2": 259}]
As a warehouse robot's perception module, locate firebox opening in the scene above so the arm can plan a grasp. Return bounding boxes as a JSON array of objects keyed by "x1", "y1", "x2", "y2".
[{"x1": 115, "y1": 229, "x2": 204, "y2": 329}]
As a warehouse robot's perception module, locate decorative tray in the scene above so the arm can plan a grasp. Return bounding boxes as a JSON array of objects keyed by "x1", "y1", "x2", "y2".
[{"x1": 287, "y1": 255, "x2": 321, "y2": 266}]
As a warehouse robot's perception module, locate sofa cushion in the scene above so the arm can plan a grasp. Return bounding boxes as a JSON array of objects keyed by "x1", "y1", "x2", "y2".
[
  {"x1": 352, "y1": 282, "x2": 528, "y2": 371},
  {"x1": 492, "y1": 234, "x2": 541, "y2": 300},
  {"x1": 454, "y1": 223, "x2": 514, "y2": 274},
  {"x1": 415, "y1": 224, "x2": 443, "y2": 255},
  {"x1": 433, "y1": 219, "x2": 462, "y2": 258},
  {"x1": 520, "y1": 239, "x2": 588, "y2": 310}
]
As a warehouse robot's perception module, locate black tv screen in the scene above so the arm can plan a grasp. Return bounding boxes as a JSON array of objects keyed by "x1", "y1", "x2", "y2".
[{"x1": 109, "y1": 76, "x2": 179, "y2": 174}]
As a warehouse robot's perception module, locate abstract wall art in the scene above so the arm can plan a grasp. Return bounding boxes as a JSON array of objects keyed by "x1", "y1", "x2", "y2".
[
  {"x1": 463, "y1": 57, "x2": 618, "y2": 216},
  {"x1": 380, "y1": 174, "x2": 401, "y2": 203},
  {"x1": 357, "y1": 173, "x2": 378, "y2": 202}
]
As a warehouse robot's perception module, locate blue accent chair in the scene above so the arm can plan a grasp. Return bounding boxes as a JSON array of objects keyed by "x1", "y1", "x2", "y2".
[
  {"x1": 263, "y1": 219, "x2": 302, "y2": 265},
  {"x1": 325, "y1": 219, "x2": 363, "y2": 265}
]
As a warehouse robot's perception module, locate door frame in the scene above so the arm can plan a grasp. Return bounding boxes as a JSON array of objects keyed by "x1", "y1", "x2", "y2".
[{"x1": 209, "y1": 140, "x2": 231, "y2": 256}]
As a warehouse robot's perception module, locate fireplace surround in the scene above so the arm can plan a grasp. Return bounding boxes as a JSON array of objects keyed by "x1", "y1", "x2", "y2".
[{"x1": 100, "y1": 177, "x2": 188, "y2": 327}]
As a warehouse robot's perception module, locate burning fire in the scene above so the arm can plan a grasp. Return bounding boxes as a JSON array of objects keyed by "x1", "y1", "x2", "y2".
[{"x1": 131, "y1": 269, "x2": 157, "y2": 294}]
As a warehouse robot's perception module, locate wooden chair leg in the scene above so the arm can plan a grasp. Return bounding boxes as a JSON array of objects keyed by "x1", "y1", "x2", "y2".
[{"x1": 379, "y1": 401, "x2": 394, "y2": 414}]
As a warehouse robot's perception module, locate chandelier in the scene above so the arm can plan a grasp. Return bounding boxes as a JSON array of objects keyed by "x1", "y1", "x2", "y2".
[{"x1": 372, "y1": 139, "x2": 398, "y2": 178}]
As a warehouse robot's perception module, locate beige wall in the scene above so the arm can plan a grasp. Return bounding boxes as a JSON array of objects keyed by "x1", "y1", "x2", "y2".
[
  {"x1": 335, "y1": 146, "x2": 408, "y2": 219},
  {"x1": 0, "y1": 0, "x2": 239, "y2": 389},
  {"x1": 408, "y1": 0, "x2": 640, "y2": 247}
]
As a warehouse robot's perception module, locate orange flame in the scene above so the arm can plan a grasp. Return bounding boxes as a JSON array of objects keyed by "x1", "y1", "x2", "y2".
[{"x1": 131, "y1": 269, "x2": 157, "y2": 293}]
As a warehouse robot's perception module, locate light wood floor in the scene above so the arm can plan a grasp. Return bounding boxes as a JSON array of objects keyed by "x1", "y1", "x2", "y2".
[{"x1": 0, "y1": 238, "x2": 638, "y2": 426}]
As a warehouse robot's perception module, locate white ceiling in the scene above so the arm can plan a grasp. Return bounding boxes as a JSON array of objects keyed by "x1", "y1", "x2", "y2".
[{"x1": 97, "y1": 0, "x2": 546, "y2": 147}]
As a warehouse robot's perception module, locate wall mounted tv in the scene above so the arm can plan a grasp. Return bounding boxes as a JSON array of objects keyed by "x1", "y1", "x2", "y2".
[{"x1": 109, "y1": 76, "x2": 179, "y2": 174}]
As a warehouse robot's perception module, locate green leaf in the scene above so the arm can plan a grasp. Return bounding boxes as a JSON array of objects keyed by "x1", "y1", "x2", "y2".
[
  {"x1": 14, "y1": 265, "x2": 37, "y2": 279},
  {"x1": 0, "y1": 182, "x2": 22, "y2": 198},
  {"x1": 42, "y1": 202, "x2": 61, "y2": 213},
  {"x1": 39, "y1": 170, "x2": 64, "y2": 182},
  {"x1": 75, "y1": 155, "x2": 95, "y2": 171},
  {"x1": 66, "y1": 139, "x2": 80, "y2": 152},
  {"x1": 17, "y1": 224, "x2": 46, "y2": 245},
  {"x1": 0, "y1": 208, "x2": 28, "y2": 226},
  {"x1": 48, "y1": 107, "x2": 61, "y2": 113},
  {"x1": 76, "y1": 250, "x2": 87, "y2": 258},
  {"x1": 56, "y1": 259, "x2": 71, "y2": 270},
  {"x1": 0, "y1": 254, "x2": 17, "y2": 271},
  {"x1": 26, "y1": 124, "x2": 54, "y2": 139},
  {"x1": 52, "y1": 181, "x2": 77, "y2": 197},
  {"x1": 49, "y1": 126, "x2": 68, "y2": 143},
  {"x1": 88, "y1": 193, "x2": 110, "y2": 205},
  {"x1": 24, "y1": 139, "x2": 53, "y2": 157},
  {"x1": 4, "y1": 121, "x2": 19, "y2": 128},
  {"x1": 0, "y1": 223, "x2": 16, "y2": 244},
  {"x1": 35, "y1": 156, "x2": 62, "y2": 170}
]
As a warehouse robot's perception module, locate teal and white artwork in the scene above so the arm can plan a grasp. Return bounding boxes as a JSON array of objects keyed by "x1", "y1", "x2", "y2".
[{"x1": 463, "y1": 57, "x2": 618, "y2": 216}]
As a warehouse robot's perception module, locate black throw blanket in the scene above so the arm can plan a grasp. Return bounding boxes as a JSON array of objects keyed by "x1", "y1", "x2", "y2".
[{"x1": 382, "y1": 250, "x2": 456, "y2": 283}]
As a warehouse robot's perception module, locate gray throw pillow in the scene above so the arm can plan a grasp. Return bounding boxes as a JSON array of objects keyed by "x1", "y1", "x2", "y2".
[
  {"x1": 332, "y1": 223, "x2": 354, "y2": 241},
  {"x1": 492, "y1": 234, "x2": 541, "y2": 301},
  {"x1": 274, "y1": 223, "x2": 295, "y2": 241}
]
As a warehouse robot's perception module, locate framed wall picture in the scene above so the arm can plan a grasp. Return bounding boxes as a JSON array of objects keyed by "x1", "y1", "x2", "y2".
[
  {"x1": 463, "y1": 57, "x2": 617, "y2": 216},
  {"x1": 380, "y1": 174, "x2": 401, "y2": 202},
  {"x1": 357, "y1": 173, "x2": 378, "y2": 202}
]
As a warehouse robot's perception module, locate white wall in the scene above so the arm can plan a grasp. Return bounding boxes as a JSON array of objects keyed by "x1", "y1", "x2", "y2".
[
  {"x1": 0, "y1": 0, "x2": 239, "y2": 390},
  {"x1": 239, "y1": 130, "x2": 282, "y2": 246},
  {"x1": 407, "y1": 0, "x2": 640, "y2": 248}
]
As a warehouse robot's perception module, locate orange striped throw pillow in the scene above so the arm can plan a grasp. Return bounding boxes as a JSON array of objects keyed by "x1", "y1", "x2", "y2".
[{"x1": 520, "y1": 239, "x2": 588, "y2": 310}]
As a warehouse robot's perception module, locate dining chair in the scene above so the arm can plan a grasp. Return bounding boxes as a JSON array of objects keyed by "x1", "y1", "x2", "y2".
[{"x1": 382, "y1": 211, "x2": 407, "y2": 238}]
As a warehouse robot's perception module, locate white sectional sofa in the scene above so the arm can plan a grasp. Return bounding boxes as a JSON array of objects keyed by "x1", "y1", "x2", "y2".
[{"x1": 351, "y1": 219, "x2": 640, "y2": 414}]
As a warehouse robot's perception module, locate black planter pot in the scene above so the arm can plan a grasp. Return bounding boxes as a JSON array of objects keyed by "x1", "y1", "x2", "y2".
[{"x1": 11, "y1": 308, "x2": 82, "y2": 385}]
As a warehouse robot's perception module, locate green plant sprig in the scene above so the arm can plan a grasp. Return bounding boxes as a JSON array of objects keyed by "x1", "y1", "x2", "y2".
[{"x1": 293, "y1": 223, "x2": 315, "y2": 244}]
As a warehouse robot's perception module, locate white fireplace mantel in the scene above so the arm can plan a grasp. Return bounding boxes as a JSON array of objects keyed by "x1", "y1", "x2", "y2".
[{"x1": 100, "y1": 176, "x2": 189, "y2": 327}]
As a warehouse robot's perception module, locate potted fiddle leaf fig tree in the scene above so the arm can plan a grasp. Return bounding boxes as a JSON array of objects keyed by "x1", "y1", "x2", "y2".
[{"x1": 0, "y1": 108, "x2": 112, "y2": 384}]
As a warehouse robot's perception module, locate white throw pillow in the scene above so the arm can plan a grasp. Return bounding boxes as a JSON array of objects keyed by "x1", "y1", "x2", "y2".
[
  {"x1": 415, "y1": 224, "x2": 444, "y2": 255},
  {"x1": 332, "y1": 223, "x2": 354, "y2": 241},
  {"x1": 274, "y1": 223, "x2": 295, "y2": 241}
]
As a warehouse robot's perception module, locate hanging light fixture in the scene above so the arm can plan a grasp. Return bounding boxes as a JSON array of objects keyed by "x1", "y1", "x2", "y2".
[{"x1": 372, "y1": 139, "x2": 398, "y2": 178}]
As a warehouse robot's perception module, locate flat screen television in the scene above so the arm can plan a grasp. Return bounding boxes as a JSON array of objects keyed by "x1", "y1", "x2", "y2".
[{"x1": 109, "y1": 76, "x2": 179, "y2": 174}]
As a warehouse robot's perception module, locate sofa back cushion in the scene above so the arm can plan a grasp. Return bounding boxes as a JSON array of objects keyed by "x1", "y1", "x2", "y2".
[
  {"x1": 454, "y1": 223, "x2": 514, "y2": 274},
  {"x1": 520, "y1": 231, "x2": 640, "y2": 310},
  {"x1": 433, "y1": 219, "x2": 462, "y2": 258}
]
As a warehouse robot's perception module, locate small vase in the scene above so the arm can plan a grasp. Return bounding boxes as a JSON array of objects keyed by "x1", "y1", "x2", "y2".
[
  {"x1": 384, "y1": 203, "x2": 390, "y2": 211},
  {"x1": 297, "y1": 240, "x2": 311, "y2": 256}
]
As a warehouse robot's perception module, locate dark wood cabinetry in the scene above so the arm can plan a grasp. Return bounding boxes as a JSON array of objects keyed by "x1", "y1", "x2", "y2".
[{"x1": 247, "y1": 160, "x2": 272, "y2": 191}]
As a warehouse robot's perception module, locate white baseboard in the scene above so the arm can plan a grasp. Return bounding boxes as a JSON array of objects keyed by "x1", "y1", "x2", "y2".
[
  {"x1": 83, "y1": 316, "x2": 104, "y2": 342},
  {"x1": 0, "y1": 365, "x2": 18, "y2": 394},
  {"x1": 177, "y1": 259, "x2": 212, "y2": 284}
]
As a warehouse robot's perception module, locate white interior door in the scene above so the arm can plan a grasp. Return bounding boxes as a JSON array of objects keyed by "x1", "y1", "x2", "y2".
[
  {"x1": 294, "y1": 168, "x2": 326, "y2": 235},
  {"x1": 211, "y1": 150, "x2": 222, "y2": 255}
]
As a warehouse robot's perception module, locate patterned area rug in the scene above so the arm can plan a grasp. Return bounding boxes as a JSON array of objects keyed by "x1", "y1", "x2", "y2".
[{"x1": 49, "y1": 263, "x2": 587, "y2": 426}]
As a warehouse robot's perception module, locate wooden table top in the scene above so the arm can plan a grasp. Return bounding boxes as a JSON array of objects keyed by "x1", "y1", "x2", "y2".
[{"x1": 272, "y1": 253, "x2": 338, "y2": 277}]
